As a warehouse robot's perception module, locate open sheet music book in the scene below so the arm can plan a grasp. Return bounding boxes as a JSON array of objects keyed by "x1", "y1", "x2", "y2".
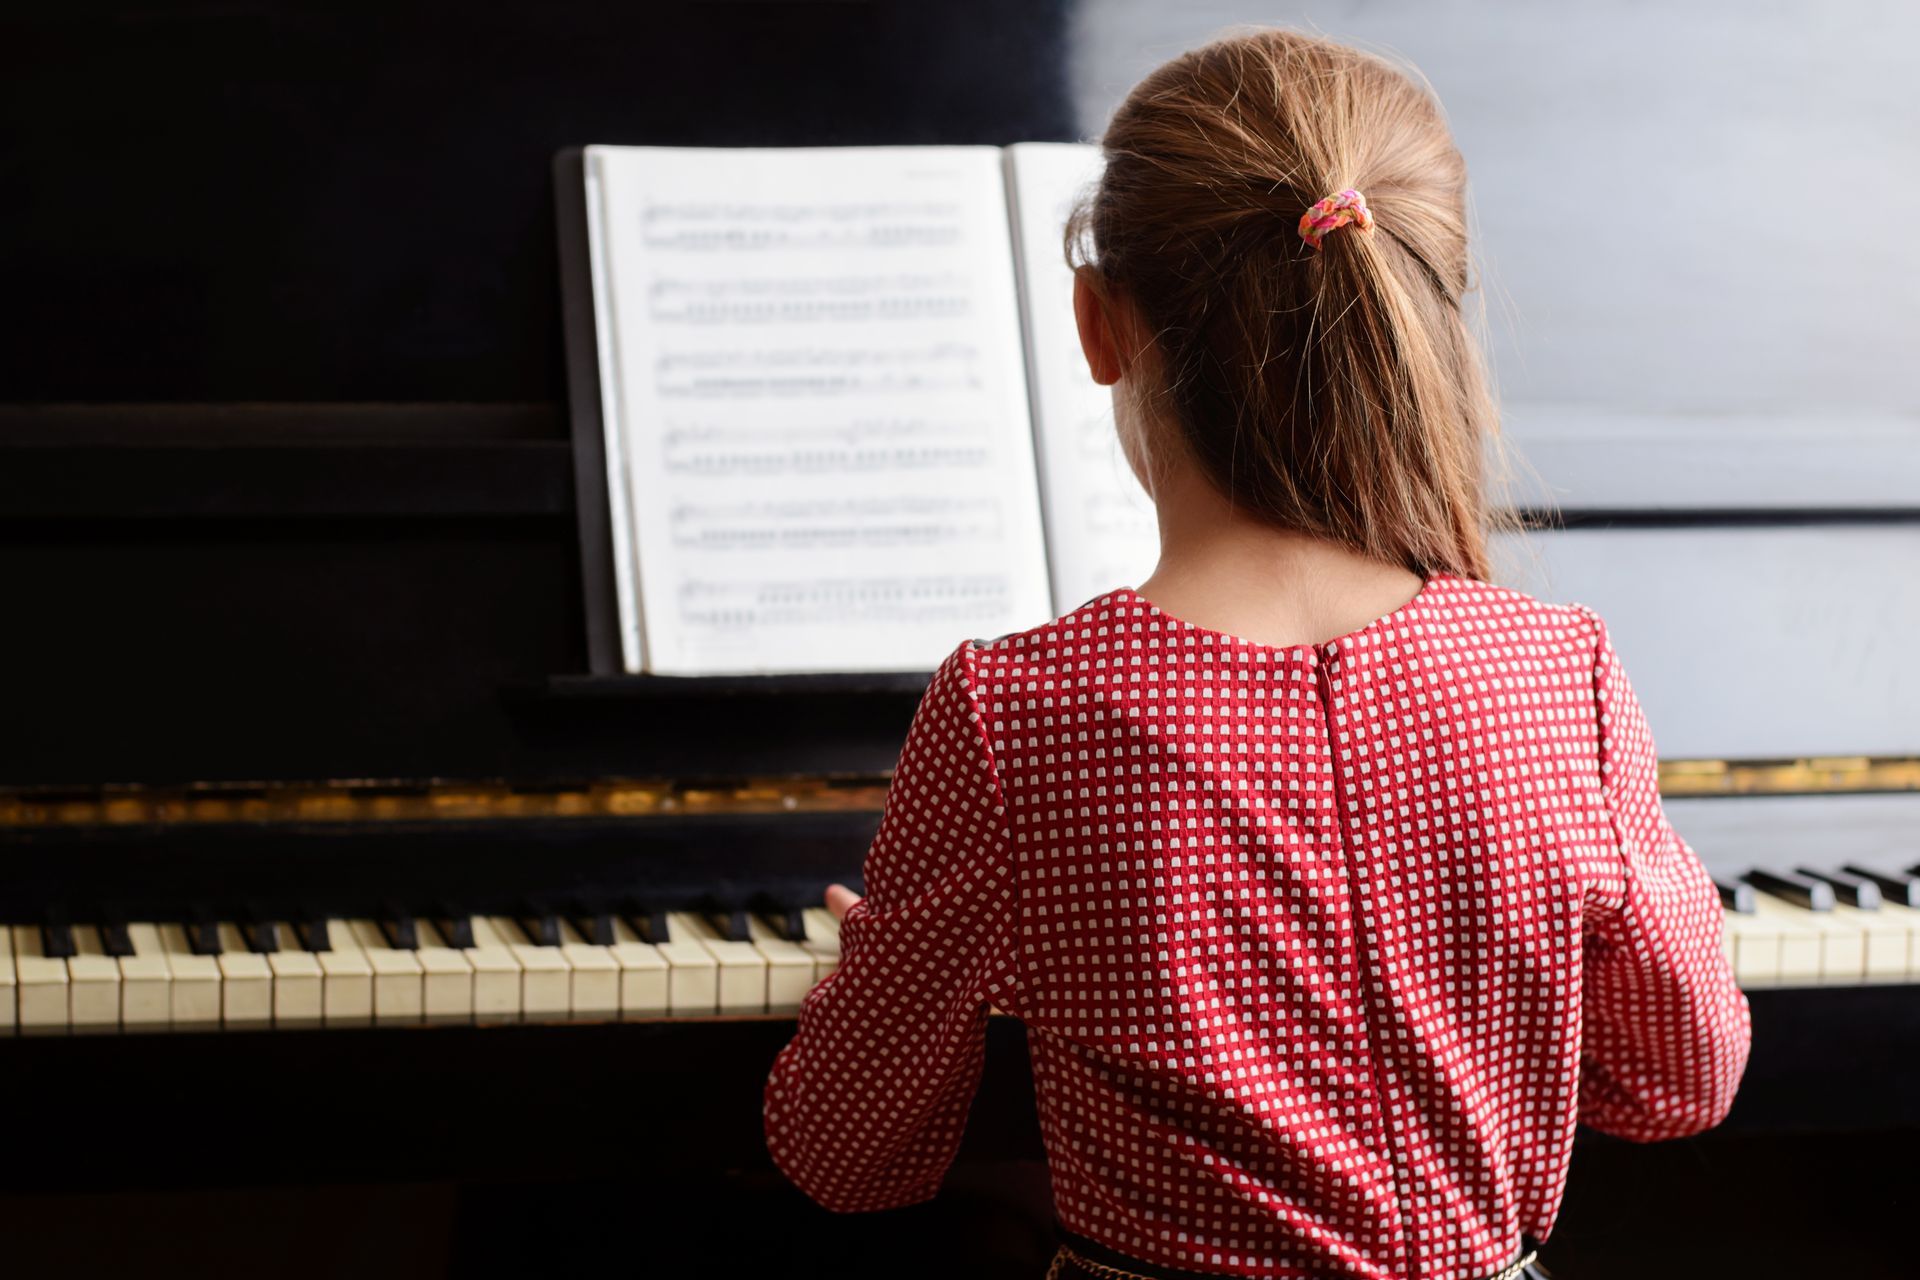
[{"x1": 557, "y1": 142, "x2": 1159, "y2": 676}]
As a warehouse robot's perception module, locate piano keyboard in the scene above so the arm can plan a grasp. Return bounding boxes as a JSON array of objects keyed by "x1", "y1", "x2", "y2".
[
  {"x1": 0, "y1": 907, "x2": 842, "y2": 1036},
  {"x1": 7, "y1": 864, "x2": 1920, "y2": 1035},
  {"x1": 1715, "y1": 865, "x2": 1920, "y2": 988}
]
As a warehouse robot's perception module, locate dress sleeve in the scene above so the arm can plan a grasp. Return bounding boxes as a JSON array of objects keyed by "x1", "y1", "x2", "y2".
[
  {"x1": 762, "y1": 640, "x2": 1020, "y2": 1212},
  {"x1": 1574, "y1": 606, "x2": 1753, "y2": 1141}
]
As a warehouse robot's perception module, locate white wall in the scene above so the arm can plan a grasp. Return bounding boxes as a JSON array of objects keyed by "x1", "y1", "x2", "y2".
[
  {"x1": 1067, "y1": 1, "x2": 1920, "y2": 428},
  {"x1": 1067, "y1": 2, "x2": 1920, "y2": 766}
]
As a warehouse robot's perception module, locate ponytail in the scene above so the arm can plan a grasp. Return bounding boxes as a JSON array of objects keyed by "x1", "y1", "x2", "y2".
[{"x1": 1066, "y1": 27, "x2": 1531, "y2": 582}]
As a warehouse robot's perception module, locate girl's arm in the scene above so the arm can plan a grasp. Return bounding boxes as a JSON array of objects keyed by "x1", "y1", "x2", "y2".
[
  {"x1": 1575, "y1": 608, "x2": 1753, "y2": 1140},
  {"x1": 763, "y1": 641, "x2": 1020, "y2": 1211}
]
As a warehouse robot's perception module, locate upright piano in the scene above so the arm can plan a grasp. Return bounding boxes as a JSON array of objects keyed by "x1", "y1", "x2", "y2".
[{"x1": 2, "y1": 4, "x2": 1915, "y2": 1277}]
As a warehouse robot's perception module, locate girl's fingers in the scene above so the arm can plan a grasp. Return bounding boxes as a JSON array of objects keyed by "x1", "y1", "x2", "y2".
[{"x1": 824, "y1": 882, "x2": 862, "y2": 920}]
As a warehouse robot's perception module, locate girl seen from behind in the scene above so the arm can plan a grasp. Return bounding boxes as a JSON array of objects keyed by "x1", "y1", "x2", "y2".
[{"x1": 766, "y1": 26, "x2": 1751, "y2": 1280}]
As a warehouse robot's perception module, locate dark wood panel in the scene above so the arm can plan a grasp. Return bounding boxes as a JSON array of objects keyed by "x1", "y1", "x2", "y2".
[
  {"x1": 0, "y1": 985, "x2": 1907, "y2": 1196},
  {"x1": 0, "y1": 442, "x2": 572, "y2": 521},
  {"x1": 0, "y1": 812, "x2": 885, "y2": 926},
  {"x1": 0, "y1": 1, "x2": 1076, "y2": 403}
]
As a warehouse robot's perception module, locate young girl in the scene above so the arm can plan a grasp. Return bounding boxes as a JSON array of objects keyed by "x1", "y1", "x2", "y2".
[{"x1": 764, "y1": 26, "x2": 1750, "y2": 1280}]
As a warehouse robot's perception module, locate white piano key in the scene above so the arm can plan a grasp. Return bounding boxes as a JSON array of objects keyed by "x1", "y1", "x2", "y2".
[
  {"x1": 119, "y1": 923, "x2": 173, "y2": 1031},
  {"x1": 1719, "y1": 903, "x2": 1779, "y2": 987},
  {"x1": 14, "y1": 926, "x2": 70, "y2": 1035},
  {"x1": 415, "y1": 921, "x2": 475, "y2": 1024},
  {"x1": 1747, "y1": 890, "x2": 1868, "y2": 984},
  {"x1": 799, "y1": 907, "x2": 842, "y2": 984},
  {"x1": 67, "y1": 926, "x2": 123, "y2": 1033},
  {"x1": 1720, "y1": 901, "x2": 1781, "y2": 987},
  {"x1": 346, "y1": 919, "x2": 423, "y2": 1024},
  {"x1": 0, "y1": 926, "x2": 16, "y2": 1036},
  {"x1": 214, "y1": 922, "x2": 273, "y2": 1027},
  {"x1": 1805, "y1": 908, "x2": 1867, "y2": 982},
  {"x1": 743, "y1": 915, "x2": 816, "y2": 1014},
  {"x1": 608, "y1": 918, "x2": 669, "y2": 1018},
  {"x1": 266, "y1": 924, "x2": 323, "y2": 1028},
  {"x1": 556, "y1": 920, "x2": 619, "y2": 1020},
  {"x1": 156, "y1": 922, "x2": 222, "y2": 1030},
  {"x1": 1741, "y1": 896, "x2": 1827, "y2": 986},
  {"x1": 1857, "y1": 901, "x2": 1920, "y2": 982},
  {"x1": 1813, "y1": 903, "x2": 1904, "y2": 983},
  {"x1": 671, "y1": 912, "x2": 767, "y2": 1014},
  {"x1": 311, "y1": 920, "x2": 373, "y2": 1027},
  {"x1": 1892, "y1": 902, "x2": 1920, "y2": 981},
  {"x1": 461, "y1": 916, "x2": 524, "y2": 1022},
  {"x1": 650, "y1": 915, "x2": 719, "y2": 1016},
  {"x1": 485, "y1": 917, "x2": 569, "y2": 1020}
]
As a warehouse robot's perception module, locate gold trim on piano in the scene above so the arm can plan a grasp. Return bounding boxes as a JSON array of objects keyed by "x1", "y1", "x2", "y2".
[
  {"x1": 0, "y1": 756, "x2": 1914, "y2": 827},
  {"x1": 1655, "y1": 756, "x2": 1920, "y2": 797},
  {"x1": 0, "y1": 777, "x2": 895, "y2": 828}
]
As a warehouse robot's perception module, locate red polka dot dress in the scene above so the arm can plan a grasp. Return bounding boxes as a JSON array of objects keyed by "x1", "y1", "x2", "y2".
[{"x1": 763, "y1": 572, "x2": 1752, "y2": 1279}]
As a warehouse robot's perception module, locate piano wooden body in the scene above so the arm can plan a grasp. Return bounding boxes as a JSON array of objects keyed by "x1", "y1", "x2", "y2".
[{"x1": 2, "y1": 4, "x2": 1915, "y2": 1277}]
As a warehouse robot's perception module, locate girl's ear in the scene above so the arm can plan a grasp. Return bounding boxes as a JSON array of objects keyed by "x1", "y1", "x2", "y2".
[{"x1": 1073, "y1": 267, "x2": 1127, "y2": 386}]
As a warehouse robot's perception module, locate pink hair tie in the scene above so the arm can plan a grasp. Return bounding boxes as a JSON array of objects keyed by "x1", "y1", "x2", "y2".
[{"x1": 1298, "y1": 188, "x2": 1374, "y2": 250}]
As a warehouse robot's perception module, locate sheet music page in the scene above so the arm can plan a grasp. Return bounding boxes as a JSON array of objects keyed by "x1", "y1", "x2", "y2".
[
  {"x1": 1005, "y1": 143, "x2": 1160, "y2": 615},
  {"x1": 582, "y1": 155, "x2": 646, "y2": 672},
  {"x1": 586, "y1": 145, "x2": 1053, "y2": 675}
]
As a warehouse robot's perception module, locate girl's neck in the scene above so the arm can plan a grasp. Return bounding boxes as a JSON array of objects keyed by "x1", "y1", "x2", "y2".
[{"x1": 1132, "y1": 458, "x2": 1428, "y2": 651}]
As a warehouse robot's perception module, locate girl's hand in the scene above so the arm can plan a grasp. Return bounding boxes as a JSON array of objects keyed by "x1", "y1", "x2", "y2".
[{"x1": 824, "y1": 882, "x2": 862, "y2": 921}]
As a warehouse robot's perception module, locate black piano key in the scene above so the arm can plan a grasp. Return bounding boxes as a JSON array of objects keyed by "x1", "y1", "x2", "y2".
[
  {"x1": 97, "y1": 907, "x2": 135, "y2": 958},
  {"x1": 1794, "y1": 866, "x2": 1883, "y2": 911},
  {"x1": 434, "y1": 910, "x2": 475, "y2": 949},
  {"x1": 293, "y1": 918, "x2": 332, "y2": 952},
  {"x1": 519, "y1": 909, "x2": 562, "y2": 948},
  {"x1": 1714, "y1": 878, "x2": 1756, "y2": 914},
  {"x1": 1850, "y1": 864, "x2": 1920, "y2": 907},
  {"x1": 241, "y1": 918, "x2": 282, "y2": 953},
  {"x1": 1744, "y1": 869, "x2": 1835, "y2": 912},
  {"x1": 572, "y1": 912, "x2": 617, "y2": 947},
  {"x1": 781, "y1": 906, "x2": 809, "y2": 943},
  {"x1": 40, "y1": 911, "x2": 77, "y2": 959},
  {"x1": 378, "y1": 906, "x2": 419, "y2": 951},
  {"x1": 625, "y1": 907, "x2": 671, "y2": 945},
  {"x1": 716, "y1": 907, "x2": 751, "y2": 943},
  {"x1": 185, "y1": 908, "x2": 222, "y2": 955}
]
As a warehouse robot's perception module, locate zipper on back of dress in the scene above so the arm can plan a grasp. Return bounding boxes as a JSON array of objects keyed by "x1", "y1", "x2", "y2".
[{"x1": 1313, "y1": 642, "x2": 1418, "y2": 1280}]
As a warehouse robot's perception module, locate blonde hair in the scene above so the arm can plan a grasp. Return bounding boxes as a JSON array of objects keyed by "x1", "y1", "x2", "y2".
[{"x1": 1067, "y1": 27, "x2": 1532, "y2": 582}]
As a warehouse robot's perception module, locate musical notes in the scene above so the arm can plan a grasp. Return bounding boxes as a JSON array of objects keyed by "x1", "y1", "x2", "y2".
[
  {"x1": 1004, "y1": 143, "x2": 1162, "y2": 613},
  {"x1": 668, "y1": 495, "x2": 1007, "y2": 552},
  {"x1": 650, "y1": 344, "x2": 986, "y2": 402},
  {"x1": 639, "y1": 199, "x2": 966, "y2": 252},
  {"x1": 675, "y1": 577, "x2": 1017, "y2": 643},
  {"x1": 585, "y1": 145, "x2": 1052, "y2": 674},
  {"x1": 646, "y1": 275, "x2": 974, "y2": 325},
  {"x1": 660, "y1": 421, "x2": 992, "y2": 478}
]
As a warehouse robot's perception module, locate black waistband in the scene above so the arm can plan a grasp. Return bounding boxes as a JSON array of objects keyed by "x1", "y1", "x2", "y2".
[
  {"x1": 1053, "y1": 1220, "x2": 1545, "y2": 1280},
  {"x1": 1054, "y1": 1223, "x2": 1254, "y2": 1279}
]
